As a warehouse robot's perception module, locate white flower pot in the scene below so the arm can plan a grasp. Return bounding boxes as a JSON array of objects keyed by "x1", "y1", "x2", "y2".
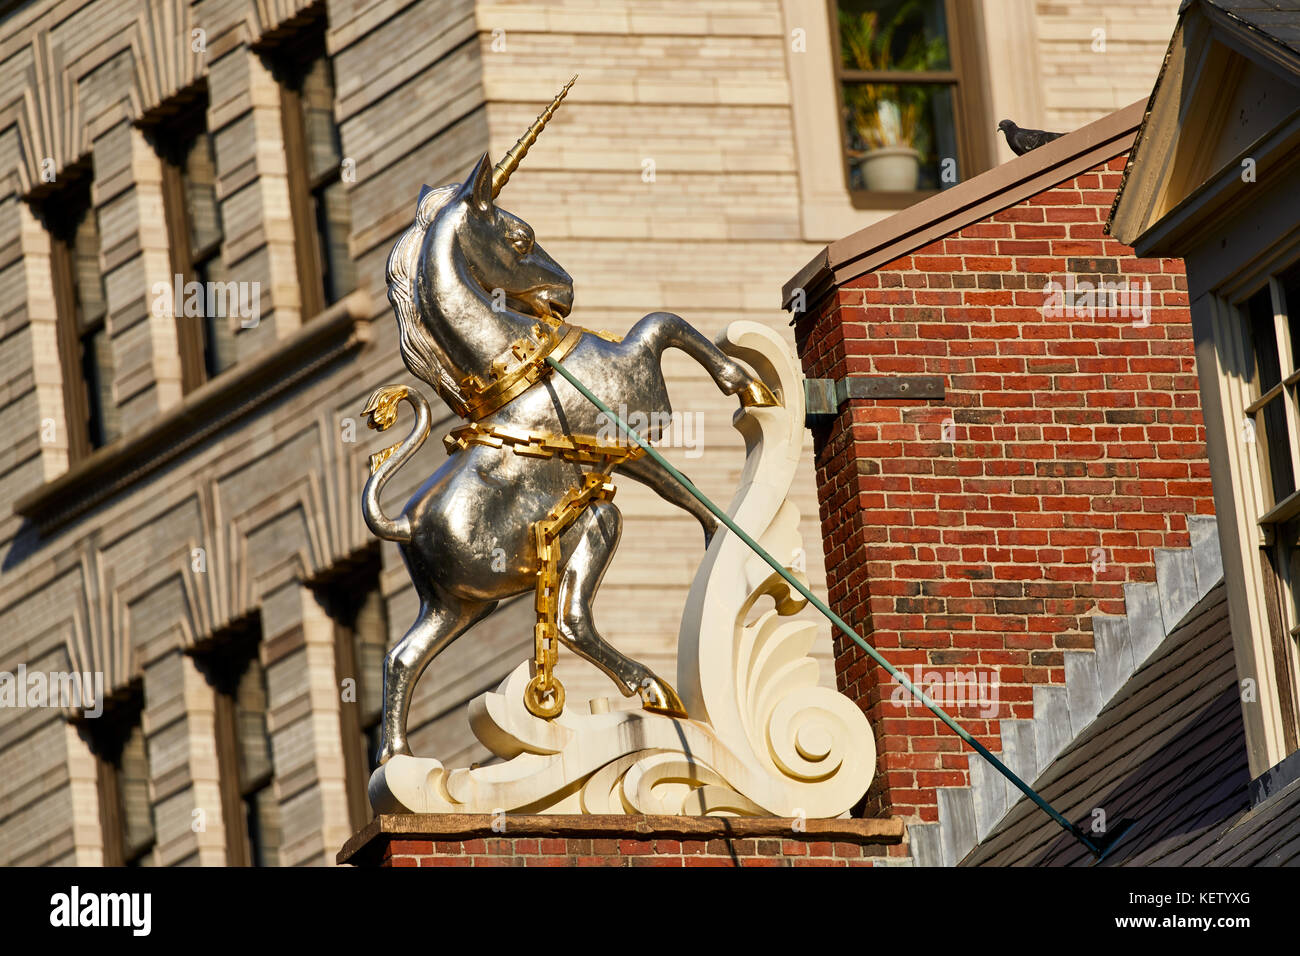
[{"x1": 860, "y1": 146, "x2": 921, "y2": 192}]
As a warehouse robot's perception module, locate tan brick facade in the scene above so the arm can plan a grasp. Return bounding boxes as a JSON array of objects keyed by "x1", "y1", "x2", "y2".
[{"x1": 0, "y1": 0, "x2": 1179, "y2": 865}]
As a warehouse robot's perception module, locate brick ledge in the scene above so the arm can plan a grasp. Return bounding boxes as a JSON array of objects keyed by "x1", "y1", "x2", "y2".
[{"x1": 338, "y1": 813, "x2": 905, "y2": 865}]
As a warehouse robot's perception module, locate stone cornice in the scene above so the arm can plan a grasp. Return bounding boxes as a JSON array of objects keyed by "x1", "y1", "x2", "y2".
[{"x1": 14, "y1": 289, "x2": 375, "y2": 536}]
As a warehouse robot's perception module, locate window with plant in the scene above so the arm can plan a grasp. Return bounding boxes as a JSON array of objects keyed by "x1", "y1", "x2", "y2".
[{"x1": 833, "y1": 0, "x2": 967, "y2": 196}]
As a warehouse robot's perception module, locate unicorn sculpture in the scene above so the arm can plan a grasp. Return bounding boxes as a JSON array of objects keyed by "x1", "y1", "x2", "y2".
[{"x1": 361, "y1": 78, "x2": 777, "y2": 765}]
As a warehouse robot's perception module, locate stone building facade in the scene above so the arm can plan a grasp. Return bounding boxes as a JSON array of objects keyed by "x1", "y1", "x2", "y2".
[{"x1": 0, "y1": 0, "x2": 1179, "y2": 866}]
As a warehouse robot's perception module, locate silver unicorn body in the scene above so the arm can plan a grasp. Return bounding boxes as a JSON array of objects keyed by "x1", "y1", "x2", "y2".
[{"x1": 364, "y1": 151, "x2": 767, "y2": 763}]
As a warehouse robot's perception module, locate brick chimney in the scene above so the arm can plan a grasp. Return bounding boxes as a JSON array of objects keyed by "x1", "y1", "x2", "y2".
[{"x1": 786, "y1": 103, "x2": 1214, "y2": 826}]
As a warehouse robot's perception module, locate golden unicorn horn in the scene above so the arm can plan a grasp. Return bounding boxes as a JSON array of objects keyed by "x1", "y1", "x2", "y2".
[{"x1": 491, "y1": 75, "x2": 577, "y2": 198}]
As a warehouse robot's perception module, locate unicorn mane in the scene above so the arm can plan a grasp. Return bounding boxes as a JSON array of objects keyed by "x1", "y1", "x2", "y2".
[{"x1": 384, "y1": 183, "x2": 466, "y2": 413}]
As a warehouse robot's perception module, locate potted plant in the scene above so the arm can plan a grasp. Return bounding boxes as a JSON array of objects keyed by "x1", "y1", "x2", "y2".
[{"x1": 839, "y1": 3, "x2": 949, "y2": 192}]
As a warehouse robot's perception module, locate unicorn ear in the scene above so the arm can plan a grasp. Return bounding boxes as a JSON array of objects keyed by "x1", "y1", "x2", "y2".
[{"x1": 462, "y1": 153, "x2": 494, "y2": 213}]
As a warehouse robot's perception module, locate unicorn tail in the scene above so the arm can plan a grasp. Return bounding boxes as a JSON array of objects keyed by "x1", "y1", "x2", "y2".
[{"x1": 360, "y1": 384, "x2": 431, "y2": 543}]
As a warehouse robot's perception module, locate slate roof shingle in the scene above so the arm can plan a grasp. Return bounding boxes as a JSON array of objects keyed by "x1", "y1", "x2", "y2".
[{"x1": 965, "y1": 581, "x2": 1300, "y2": 866}]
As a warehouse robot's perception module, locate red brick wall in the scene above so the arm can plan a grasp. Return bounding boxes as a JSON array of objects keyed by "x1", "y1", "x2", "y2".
[
  {"x1": 338, "y1": 814, "x2": 905, "y2": 867},
  {"x1": 381, "y1": 835, "x2": 881, "y2": 867},
  {"x1": 793, "y1": 155, "x2": 1213, "y2": 825}
]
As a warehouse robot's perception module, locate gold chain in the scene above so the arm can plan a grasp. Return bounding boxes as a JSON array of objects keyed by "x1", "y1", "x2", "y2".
[
  {"x1": 443, "y1": 421, "x2": 646, "y2": 466},
  {"x1": 453, "y1": 318, "x2": 626, "y2": 421},
  {"x1": 444, "y1": 421, "x2": 645, "y2": 719},
  {"x1": 373, "y1": 332, "x2": 660, "y2": 719},
  {"x1": 527, "y1": 472, "x2": 619, "y2": 718}
]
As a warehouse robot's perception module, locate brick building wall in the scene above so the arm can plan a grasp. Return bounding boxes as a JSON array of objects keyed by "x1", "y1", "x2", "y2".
[
  {"x1": 793, "y1": 148, "x2": 1214, "y2": 824},
  {"x1": 383, "y1": 836, "x2": 878, "y2": 868}
]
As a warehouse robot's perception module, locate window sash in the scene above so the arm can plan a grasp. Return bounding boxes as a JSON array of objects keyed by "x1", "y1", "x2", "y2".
[
  {"x1": 88, "y1": 693, "x2": 155, "y2": 867},
  {"x1": 42, "y1": 176, "x2": 118, "y2": 460},
  {"x1": 49, "y1": 239, "x2": 93, "y2": 464},
  {"x1": 1260, "y1": 487, "x2": 1300, "y2": 527},
  {"x1": 319, "y1": 554, "x2": 387, "y2": 832},
  {"x1": 80, "y1": 323, "x2": 119, "y2": 449},
  {"x1": 1244, "y1": 367, "x2": 1300, "y2": 414},
  {"x1": 828, "y1": 0, "x2": 988, "y2": 203},
  {"x1": 1242, "y1": 279, "x2": 1300, "y2": 513},
  {"x1": 201, "y1": 622, "x2": 278, "y2": 867},
  {"x1": 157, "y1": 102, "x2": 228, "y2": 392},
  {"x1": 161, "y1": 152, "x2": 208, "y2": 392},
  {"x1": 1243, "y1": 271, "x2": 1300, "y2": 754},
  {"x1": 840, "y1": 69, "x2": 958, "y2": 83},
  {"x1": 1260, "y1": 538, "x2": 1300, "y2": 754}
]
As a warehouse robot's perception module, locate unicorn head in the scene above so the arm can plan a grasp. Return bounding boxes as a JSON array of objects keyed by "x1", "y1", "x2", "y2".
[
  {"x1": 442, "y1": 151, "x2": 574, "y2": 324},
  {"x1": 385, "y1": 77, "x2": 578, "y2": 413}
]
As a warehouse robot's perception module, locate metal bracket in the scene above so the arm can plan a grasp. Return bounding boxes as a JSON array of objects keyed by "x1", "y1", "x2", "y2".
[
  {"x1": 838, "y1": 375, "x2": 945, "y2": 401},
  {"x1": 804, "y1": 375, "x2": 946, "y2": 426},
  {"x1": 804, "y1": 378, "x2": 838, "y2": 417}
]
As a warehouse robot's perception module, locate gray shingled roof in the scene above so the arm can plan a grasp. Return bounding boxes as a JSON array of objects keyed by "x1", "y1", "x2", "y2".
[
  {"x1": 964, "y1": 581, "x2": 1300, "y2": 866},
  {"x1": 1199, "y1": 0, "x2": 1300, "y2": 55},
  {"x1": 1108, "y1": 0, "x2": 1300, "y2": 234}
]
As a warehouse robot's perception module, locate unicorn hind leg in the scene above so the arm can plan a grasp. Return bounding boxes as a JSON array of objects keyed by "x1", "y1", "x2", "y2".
[
  {"x1": 617, "y1": 454, "x2": 718, "y2": 546},
  {"x1": 624, "y1": 310, "x2": 752, "y2": 396},
  {"x1": 556, "y1": 501, "x2": 687, "y2": 716},
  {"x1": 377, "y1": 593, "x2": 497, "y2": 764}
]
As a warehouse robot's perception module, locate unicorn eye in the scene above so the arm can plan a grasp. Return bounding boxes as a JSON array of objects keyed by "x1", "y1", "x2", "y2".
[{"x1": 511, "y1": 233, "x2": 533, "y2": 255}]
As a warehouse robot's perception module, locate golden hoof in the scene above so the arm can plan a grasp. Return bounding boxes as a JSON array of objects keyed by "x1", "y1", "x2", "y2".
[
  {"x1": 639, "y1": 677, "x2": 688, "y2": 718},
  {"x1": 738, "y1": 380, "x2": 779, "y2": 408}
]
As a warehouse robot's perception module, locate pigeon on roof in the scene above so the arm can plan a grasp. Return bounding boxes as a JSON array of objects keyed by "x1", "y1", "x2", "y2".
[{"x1": 997, "y1": 119, "x2": 1064, "y2": 156}]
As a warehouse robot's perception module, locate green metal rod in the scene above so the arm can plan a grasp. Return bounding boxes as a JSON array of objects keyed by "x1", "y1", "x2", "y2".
[{"x1": 547, "y1": 355, "x2": 1101, "y2": 856}]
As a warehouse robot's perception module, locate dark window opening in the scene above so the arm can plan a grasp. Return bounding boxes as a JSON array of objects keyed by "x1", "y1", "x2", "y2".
[
  {"x1": 264, "y1": 12, "x2": 355, "y2": 321},
  {"x1": 193, "y1": 619, "x2": 281, "y2": 867},
  {"x1": 145, "y1": 86, "x2": 237, "y2": 389},
  {"x1": 315, "y1": 550, "x2": 388, "y2": 832},
  {"x1": 31, "y1": 166, "x2": 118, "y2": 461},
  {"x1": 78, "y1": 687, "x2": 155, "y2": 867}
]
